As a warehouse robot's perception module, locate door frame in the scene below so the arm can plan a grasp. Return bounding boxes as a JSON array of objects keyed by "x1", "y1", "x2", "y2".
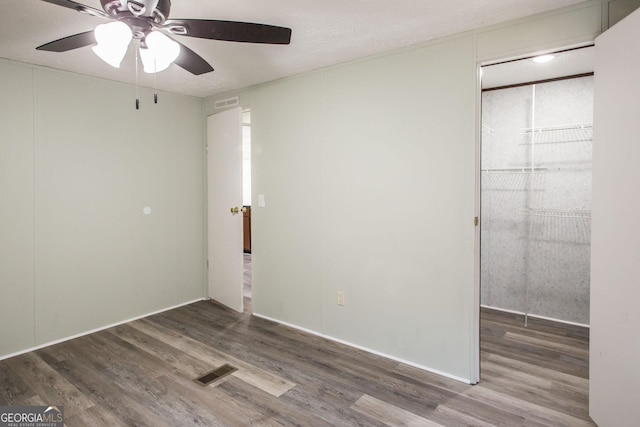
[{"x1": 474, "y1": 42, "x2": 595, "y2": 383}]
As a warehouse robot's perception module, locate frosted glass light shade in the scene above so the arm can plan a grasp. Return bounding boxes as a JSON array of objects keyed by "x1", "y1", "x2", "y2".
[
  {"x1": 92, "y1": 21, "x2": 133, "y2": 68},
  {"x1": 140, "y1": 46, "x2": 171, "y2": 73},
  {"x1": 140, "y1": 31, "x2": 180, "y2": 73},
  {"x1": 92, "y1": 43, "x2": 129, "y2": 68}
]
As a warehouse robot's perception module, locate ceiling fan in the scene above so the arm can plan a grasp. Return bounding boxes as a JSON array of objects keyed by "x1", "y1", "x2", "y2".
[{"x1": 36, "y1": 0, "x2": 292, "y2": 75}]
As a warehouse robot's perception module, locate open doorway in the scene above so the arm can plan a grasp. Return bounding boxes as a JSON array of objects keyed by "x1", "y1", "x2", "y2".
[
  {"x1": 242, "y1": 109, "x2": 253, "y2": 312},
  {"x1": 479, "y1": 47, "x2": 593, "y2": 386}
]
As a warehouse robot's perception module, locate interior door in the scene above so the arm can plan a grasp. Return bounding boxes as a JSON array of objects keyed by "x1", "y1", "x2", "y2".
[
  {"x1": 207, "y1": 107, "x2": 244, "y2": 313},
  {"x1": 590, "y1": 8, "x2": 640, "y2": 426}
]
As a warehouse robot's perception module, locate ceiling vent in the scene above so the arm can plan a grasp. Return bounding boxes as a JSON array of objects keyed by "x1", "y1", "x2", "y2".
[{"x1": 214, "y1": 96, "x2": 240, "y2": 109}]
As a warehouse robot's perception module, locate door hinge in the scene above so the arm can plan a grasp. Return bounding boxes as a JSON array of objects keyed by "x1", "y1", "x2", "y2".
[{"x1": 474, "y1": 216, "x2": 479, "y2": 227}]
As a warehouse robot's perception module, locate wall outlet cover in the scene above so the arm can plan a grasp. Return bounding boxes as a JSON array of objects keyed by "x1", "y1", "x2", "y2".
[{"x1": 337, "y1": 291, "x2": 345, "y2": 306}]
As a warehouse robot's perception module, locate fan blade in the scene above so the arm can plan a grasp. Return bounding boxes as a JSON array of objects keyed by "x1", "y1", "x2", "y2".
[
  {"x1": 172, "y1": 40, "x2": 214, "y2": 75},
  {"x1": 36, "y1": 31, "x2": 96, "y2": 52},
  {"x1": 39, "y1": 0, "x2": 109, "y2": 18},
  {"x1": 163, "y1": 19, "x2": 291, "y2": 44}
]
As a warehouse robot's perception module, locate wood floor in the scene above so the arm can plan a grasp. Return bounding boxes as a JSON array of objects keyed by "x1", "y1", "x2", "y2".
[{"x1": 0, "y1": 262, "x2": 594, "y2": 426}]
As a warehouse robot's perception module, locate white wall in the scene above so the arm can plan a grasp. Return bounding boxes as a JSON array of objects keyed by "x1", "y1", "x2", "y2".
[
  {"x1": 251, "y1": 74, "x2": 325, "y2": 332},
  {"x1": 0, "y1": 61, "x2": 35, "y2": 355},
  {"x1": 0, "y1": 60, "x2": 206, "y2": 358},
  {"x1": 320, "y1": 36, "x2": 477, "y2": 377},
  {"x1": 590, "y1": 7, "x2": 640, "y2": 426},
  {"x1": 207, "y1": 1, "x2": 606, "y2": 382}
]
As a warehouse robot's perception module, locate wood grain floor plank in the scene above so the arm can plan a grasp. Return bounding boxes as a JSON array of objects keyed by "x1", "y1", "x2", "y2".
[
  {"x1": 480, "y1": 361, "x2": 591, "y2": 421},
  {"x1": 429, "y1": 404, "x2": 499, "y2": 427},
  {"x1": 132, "y1": 316, "x2": 298, "y2": 397},
  {"x1": 480, "y1": 309, "x2": 589, "y2": 340},
  {"x1": 63, "y1": 404, "x2": 130, "y2": 427},
  {"x1": 145, "y1": 374, "x2": 257, "y2": 426},
  {"x1": 328, "y1": 356, "x2": 448, "y2": 416},
  {"x1": 161, "y1": 305, "x2": 451, "y2": 422},
  {"x1": 0, "y1": 299, "x2": 594, "y2": 426},
  {"x1": 4, "y1": 352, "x2": 94, "y2": 413},
  {"x1": 217, "y1": 376, "x2": 342, "y2": 427},
  {"x1": 480, "y1": 338, "x2": 588, "y2": 379},
  {"x1": 0, "y1": 360, "x2": 35, "y2": 405},
  {"x1": 155, "y1": 303, "x2": 347, "y2": 369},
  {"x1": 108, "y1": 323, "x2": 214, "y2": 380},
  {"x1": 428, "y1": 392, "x2": 529, "y2": 427},
  {"x1": 462, "y1": 384, "x2": 594, "y2": 426},
  {"x1": 351, "y1": 394, "x2": 444, "y2": 426},
  {"x1": 129, "y1": 317, "x2": 296, "y2": 397},
  {"x1": 22, "y1": 394, "x2": 47, "y2": 406},
  {"x1": 481, "y1": 352, "x2": 589, "y2": 391},
  {"x1": 503, "y1": 331, "x2": 589, "y2": 358},
  {"x1": 481, "y1": 319, "x2": 589, "y2": 350},
  {"x1": 391, "y1": 364, "x2": 471, "y2": 395},
  {"x1": 36, "y1": 344, "x2": 173, "y2": 427}
]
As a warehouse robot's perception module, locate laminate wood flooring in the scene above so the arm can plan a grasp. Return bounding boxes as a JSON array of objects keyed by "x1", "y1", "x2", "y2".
[{"x1": 0, "y1": 291, "x2": 594, "y2": 425}]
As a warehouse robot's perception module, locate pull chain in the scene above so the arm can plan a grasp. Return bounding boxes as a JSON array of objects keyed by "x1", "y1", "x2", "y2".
[
  {"x1": 154, "y1": 59, "x2": 158, "y2": 104},
  {"x1": 135, "y1": 41, "x2": 140, "y2": 110}
]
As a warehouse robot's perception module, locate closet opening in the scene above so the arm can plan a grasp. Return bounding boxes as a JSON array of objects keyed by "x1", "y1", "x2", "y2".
[
  {"x1": 479, "y1": 46, "x2": 593, "y2": 382},
  {"x1": 242, "y1": 109, "x2": 253, "y2": 312}
]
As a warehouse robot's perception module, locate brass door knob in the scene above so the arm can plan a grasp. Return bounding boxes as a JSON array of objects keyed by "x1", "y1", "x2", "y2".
[{"x1": 230, "y1": 206, "x2": 247, "y2": 215}]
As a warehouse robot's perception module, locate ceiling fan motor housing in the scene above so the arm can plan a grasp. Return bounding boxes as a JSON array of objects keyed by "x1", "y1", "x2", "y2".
[{"x1": 100, "y1": 0, "x2": 171, "y2": 24}]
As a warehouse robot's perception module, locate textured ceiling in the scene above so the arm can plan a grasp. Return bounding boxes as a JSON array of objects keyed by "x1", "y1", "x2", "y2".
[{"x1": 0, "y1": 0, "x2": 586, "y2": 98}]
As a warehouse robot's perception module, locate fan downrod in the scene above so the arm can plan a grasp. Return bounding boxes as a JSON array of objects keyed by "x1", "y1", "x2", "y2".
[{"x1": 100, "y1": 0, "x2": 170, "y2": 24}]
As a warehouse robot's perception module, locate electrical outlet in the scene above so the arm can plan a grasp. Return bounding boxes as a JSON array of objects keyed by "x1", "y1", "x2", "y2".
[{"x1": 337, "y1": 291, "x2": 345, "y2": 306}]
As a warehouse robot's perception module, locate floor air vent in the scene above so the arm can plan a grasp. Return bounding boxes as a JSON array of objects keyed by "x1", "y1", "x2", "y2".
[{"x1": 194, "y1": 364, "x2": 238, "y2": 386}]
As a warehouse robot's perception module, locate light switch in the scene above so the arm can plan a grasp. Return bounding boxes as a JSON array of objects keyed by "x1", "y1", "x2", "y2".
[{"x1": 258, "y1": 194, "x2": 266, "y2": 207}]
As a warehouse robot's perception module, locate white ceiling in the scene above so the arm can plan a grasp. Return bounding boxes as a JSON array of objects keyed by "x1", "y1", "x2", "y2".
[{"x1": 0, "y1": 0, "x2": 586, "y2": 98}]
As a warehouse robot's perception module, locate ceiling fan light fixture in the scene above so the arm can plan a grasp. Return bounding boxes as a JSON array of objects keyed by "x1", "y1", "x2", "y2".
[
  {"x1": 92, "y1": 43, "x2": 129, "y2": 68},
  {"x1": 94, "y1": 21, "x2": 132, "y2": 47},
  {"x1": 140, "y1": 46, "x2": 170, "y2": 73},
  {"x1": 140, "y1": 31, "x2": 180, "y2": 73},
  {"x1": 92, "y1": 21, "x2": 133, "y2": 68},
  {"x1": 37, "y1": 0, "x2": 292, "y2": 77}
]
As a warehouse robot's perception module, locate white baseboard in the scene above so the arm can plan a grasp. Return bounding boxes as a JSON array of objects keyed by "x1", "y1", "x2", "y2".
[
  {"x1": 0, "y1": 298, "x2": 207, "y2": 362},
  {"x1": 252, "y1": 312, "x2": 473, "y2": 385},
  {"x1": 480, "y1": 304, "x2": 590, "y2": 328}
]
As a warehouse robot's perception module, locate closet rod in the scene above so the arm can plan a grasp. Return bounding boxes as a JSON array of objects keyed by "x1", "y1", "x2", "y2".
[
  {"x1": 519, "y1": 208, "x2": 592, "y2": 219},
  {"x1": 521, "y1": 123, "x2": 593, "y2": 134}
]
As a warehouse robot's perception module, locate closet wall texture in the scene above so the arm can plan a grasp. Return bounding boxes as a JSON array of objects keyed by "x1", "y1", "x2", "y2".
[{"x1": 481, "y1": 76, "x2": 593, "y2": 325}]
